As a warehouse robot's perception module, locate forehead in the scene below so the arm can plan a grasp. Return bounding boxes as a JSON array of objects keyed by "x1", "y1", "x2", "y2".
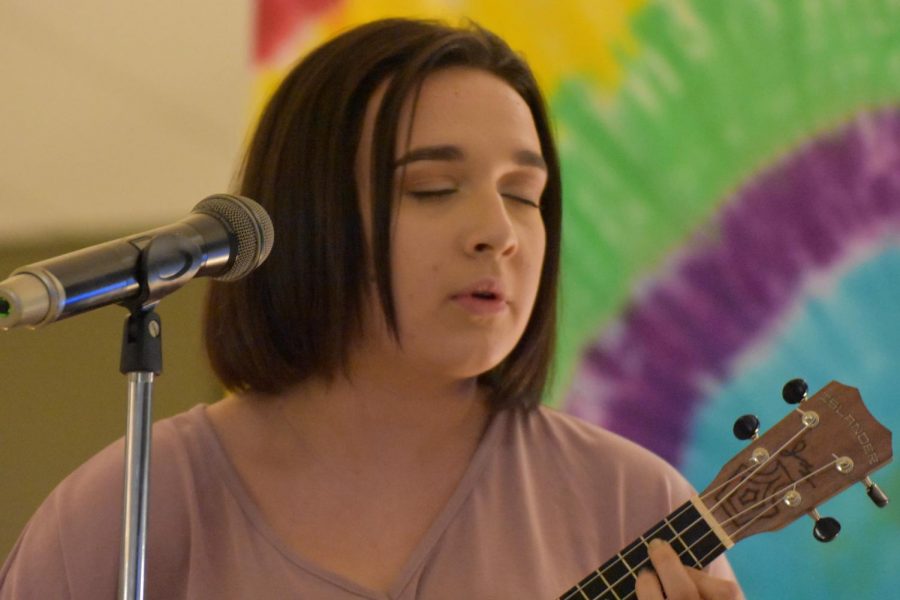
[
  {"x1": 397, "y1": 67, "x2": 538, "y2": 147},
  {"x1": 358, "y1": 67, "x2": 541, "y2": 161}
]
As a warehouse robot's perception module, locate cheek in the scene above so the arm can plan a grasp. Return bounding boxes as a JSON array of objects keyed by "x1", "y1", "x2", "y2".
[
  {"x1": 523, "y1": 223, "x2": 547, "y2": 285},
  {"x1": 390, "y1": 228, "x2": 446, "y2": 308}
]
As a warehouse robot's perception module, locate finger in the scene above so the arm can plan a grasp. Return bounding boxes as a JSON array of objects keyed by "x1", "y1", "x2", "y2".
[
  {"x1": 647, "y1": 539, "x2": 698, "y2": 599},
  {"x1": 685, "y1": 567, "x2": 742, "y2": 600},
  {"x1": 634, "y1": 567, "x2": 664, "y2": 600}
]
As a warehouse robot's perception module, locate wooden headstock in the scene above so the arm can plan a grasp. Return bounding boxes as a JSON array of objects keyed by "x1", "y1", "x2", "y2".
[
  {"x1": 558, "y1": 381, "x2": 893, "y2": 600},
  {"x1": 699, "y1": 381, "x2": 893, "y2": 544}
]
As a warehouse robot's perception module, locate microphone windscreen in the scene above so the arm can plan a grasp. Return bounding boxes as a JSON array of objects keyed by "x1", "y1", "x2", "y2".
[{"x1": 192, "y1": 195, "x2": 274, "y2": 281}]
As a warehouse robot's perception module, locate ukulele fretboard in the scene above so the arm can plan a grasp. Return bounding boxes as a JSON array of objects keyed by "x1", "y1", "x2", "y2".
[{"x1": 558, "y1": 499, "x2": 727, "y2": 600}]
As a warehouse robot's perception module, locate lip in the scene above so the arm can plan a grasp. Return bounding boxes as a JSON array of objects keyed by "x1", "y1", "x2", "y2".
[{"x1": 451, "y1": 278, "x2": 508, "y2": 315}]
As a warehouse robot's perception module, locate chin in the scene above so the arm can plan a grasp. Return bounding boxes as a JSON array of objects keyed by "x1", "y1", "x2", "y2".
[
  {"x1": 449, "y1": 355, "x2": 509, "y2": 381},
  {"x1": 417, "y1": 337, "x2": 517, "y2": 380}
]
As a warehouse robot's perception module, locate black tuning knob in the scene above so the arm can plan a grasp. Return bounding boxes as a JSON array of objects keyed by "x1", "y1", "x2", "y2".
[
  {"x1": 732, "y1": 414, "x2": 760, "y2": 440},
  {"x1": 865, "y1": 478, "x2": 889, "y2": 508},
  {"x1": 782, "y1": 378, "x2": 808, "y2": 404},
  {"x1": 813, "y1": 516, "x2": 841, "y2": 542}
]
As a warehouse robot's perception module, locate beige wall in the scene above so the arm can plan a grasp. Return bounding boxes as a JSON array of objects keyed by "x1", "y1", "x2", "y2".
[
  {"x1": 0, "y1": 2, "x2": 250, "y2": 243},
  {"x1": 0, "y1": 239, "x2": 221, "y2": 558},
  {"x1": 1, "y1": 0, "x2": 251, "y2": 562}
]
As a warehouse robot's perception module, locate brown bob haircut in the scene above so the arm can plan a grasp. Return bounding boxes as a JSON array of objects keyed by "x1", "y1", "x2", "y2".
[{"x1": 204, "y1": 18, "x2": 562, "y2": 411}]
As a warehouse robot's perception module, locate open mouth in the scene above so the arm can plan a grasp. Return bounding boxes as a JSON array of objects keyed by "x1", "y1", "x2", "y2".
[
  {"x1": 454, "y1": 291, "x2": 507, "y2": 315},
  {"x1": 471, "y1": 291, "x2": 498, "y2": 300}
]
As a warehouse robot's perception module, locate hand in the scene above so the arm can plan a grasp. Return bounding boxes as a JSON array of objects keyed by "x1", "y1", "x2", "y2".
[{"x1": 634, "y1": 539, "x2": 740, "y2": 600}]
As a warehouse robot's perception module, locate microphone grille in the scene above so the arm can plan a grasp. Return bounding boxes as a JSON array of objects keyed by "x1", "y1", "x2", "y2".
[{"x1": 192, "y1": 194, "x2": 275, "y2": 281}]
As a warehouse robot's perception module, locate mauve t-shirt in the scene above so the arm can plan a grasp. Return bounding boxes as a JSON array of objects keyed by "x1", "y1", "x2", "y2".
[{"x1": 1, "y1": 404, "x2": 739, "y2": 599}]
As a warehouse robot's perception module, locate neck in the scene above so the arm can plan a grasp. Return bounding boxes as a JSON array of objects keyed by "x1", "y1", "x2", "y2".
[{"x1": 273, "y1": 368, "x2": 491, "y2": 469}]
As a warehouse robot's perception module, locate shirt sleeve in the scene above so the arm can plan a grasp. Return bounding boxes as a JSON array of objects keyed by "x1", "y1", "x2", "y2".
[
  {"x1": 0, "y1": 497, "x2": 76, "y2": 600},
  {"x1": 707, "y1": 553, "x2": 742, "y2": 590},
  {"x1": 0, "y1": 418, "x2": 191, "y2": 600},
  {"x1": 0, "y1": 445, "x2": 121, "y2": 600}
]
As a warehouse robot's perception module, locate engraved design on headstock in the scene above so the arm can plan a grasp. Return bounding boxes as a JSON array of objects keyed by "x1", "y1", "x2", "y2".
[
  {"x1": 714, "y1": 440, "x2": 815, "y2": 527},
  {"x1": 780, "y1": 440, "x2": 815, "y2": 484}
]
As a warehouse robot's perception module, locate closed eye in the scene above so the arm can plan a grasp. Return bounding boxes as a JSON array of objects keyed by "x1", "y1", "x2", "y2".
[
  {"x1": 408, "y1": 189, "x2": 457, "y2": 199},
  {"x1": 407, "y1": 189, "x2": 540, "y2": 208},
  {"x1": 503, "y1": 194, "x2": 541, "y2": 209}
]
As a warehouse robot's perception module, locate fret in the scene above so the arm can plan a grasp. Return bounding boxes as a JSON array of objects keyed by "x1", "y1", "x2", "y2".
[
  {"x1": 669, "y1": 501, "x2": 727, "y2": 568},
  {"x1": 597, "y1": 554, "x2": 628, "y2": 587},
  {"x1": 576, "y1": 567, "x2": 619, "y2": 600},
  {"x1": 558, "y1": 501, "x2": 728, "y2": 600},
  {"x1": 619, "y1": 538, "x2": 648, "y2": 571},
  {"x1": 559, "y1": 552, "x2": 633, "y2": 600},
  {"x1": 667, "y1": 506, "x2": 703, "y2": 566},
  {"x1": 659, "y1": 518, "x2": 691, "y2": 559},
  {"x1": 594, "y1": 569, "x2": 613, "y2": 592},
  {"x1": 672, "y1": 502, "x2": 727, "y2": 568}
]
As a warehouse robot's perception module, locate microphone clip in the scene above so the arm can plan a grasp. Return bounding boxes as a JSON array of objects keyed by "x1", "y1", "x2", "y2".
[
  {"x1": 123, "y1": 232, "x2": 203, "y2": 312},
  {"x1": 118, "y1": 231, "x2": 201, "y2": 375}
]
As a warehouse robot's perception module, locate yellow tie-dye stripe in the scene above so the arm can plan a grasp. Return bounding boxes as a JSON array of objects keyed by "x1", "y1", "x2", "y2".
[{"x1": 252, "y1": 0, "x2": 647, "y2": 119}]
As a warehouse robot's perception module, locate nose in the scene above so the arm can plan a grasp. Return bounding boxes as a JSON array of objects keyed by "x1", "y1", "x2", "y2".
[{"x1": 464, "y1": 190, "x2": 518, "y2": 258}]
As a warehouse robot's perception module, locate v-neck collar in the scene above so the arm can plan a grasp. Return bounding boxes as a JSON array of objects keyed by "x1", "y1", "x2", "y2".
[{"x1": 196, "y1": 403, "x2": 507, "y2": 599}]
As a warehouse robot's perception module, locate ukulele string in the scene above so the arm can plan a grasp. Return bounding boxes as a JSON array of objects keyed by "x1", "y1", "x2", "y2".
[
  {"x1": 560, "y1": 462, "x2": 768, "y2": 600},
  {"x1": 712, "y1": 456, "x2": 840, "y2": 539},
  {"x1": 568, "y1": 416, "x2": 818, "y2": 600},
  {"x1": 612, "y1": 456, "x2": 841, "y2": 600},
  {"x1": 559, "y1": 463, "x2": 763, "y2": 600},
  {"x1": 702, "y1": 408, "x2": 812, "y2": 516},
  {"x1": 685, "y1": 456, "x2": 842, "y2": 573},
  {"x1": 556, "y1": 499, "x2": 706, "y2": 600}
]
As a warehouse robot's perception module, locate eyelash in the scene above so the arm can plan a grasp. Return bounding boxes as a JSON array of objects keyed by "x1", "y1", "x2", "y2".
[{"x1": 408, "y1": 190, "x2": 541, "y2": 209}]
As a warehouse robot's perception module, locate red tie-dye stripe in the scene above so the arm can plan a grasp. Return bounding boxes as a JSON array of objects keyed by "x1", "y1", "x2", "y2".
[{"x1": 255, "y1": 0, "x2": 339, "y2": 65}]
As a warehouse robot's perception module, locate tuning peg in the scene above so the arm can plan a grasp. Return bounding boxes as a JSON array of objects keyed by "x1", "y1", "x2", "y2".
[
  {"x1": 810, "y1": 509, "x2": 841, "y2": 542},
  {"x1": 864, "y1": 477, "x2": 889, "y2": 508},
  {"x1": 782, "y1": 378, "x2": 808, "y2": 404},
  {"x1": 732, "y1": 414, "x2": 760, "y2": 440}
]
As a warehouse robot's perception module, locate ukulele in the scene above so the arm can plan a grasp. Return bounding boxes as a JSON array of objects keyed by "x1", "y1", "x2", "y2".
[{"x1": 558, "y1": 379, "x2": 893, "y2": 600}]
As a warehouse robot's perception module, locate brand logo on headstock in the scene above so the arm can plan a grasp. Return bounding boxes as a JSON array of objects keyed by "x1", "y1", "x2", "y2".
[{"x1": 819, "y1": 392, "x2": 880, "y2": 465}]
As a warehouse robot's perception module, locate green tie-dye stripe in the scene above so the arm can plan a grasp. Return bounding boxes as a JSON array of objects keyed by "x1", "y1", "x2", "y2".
[{"x1": 549, "y1": 0, "x2": 900, "y2": 405}]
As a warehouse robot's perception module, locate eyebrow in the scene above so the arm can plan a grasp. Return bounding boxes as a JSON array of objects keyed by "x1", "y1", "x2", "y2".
[{"x1": 393, "y1": 144, "x2": 547, "y2": 171}]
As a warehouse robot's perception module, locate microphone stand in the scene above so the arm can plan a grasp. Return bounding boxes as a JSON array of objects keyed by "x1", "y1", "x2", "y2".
[
  {"x1": 118, "y1": 306, "x2": 160, "y2": 600},
  {"x1": 115, "y1": 233, "x2": 203, "y2": 600}
]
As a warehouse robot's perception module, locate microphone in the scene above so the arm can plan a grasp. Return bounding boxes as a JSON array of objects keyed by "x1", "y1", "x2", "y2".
[{"x1": 0, "y1": 194, "x2": 274, "y2": 331}]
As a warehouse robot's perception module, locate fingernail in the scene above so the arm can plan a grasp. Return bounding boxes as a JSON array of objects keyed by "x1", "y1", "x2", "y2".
[{"x1": 649, "y1": 538, "x2": 666, "y2": 549}]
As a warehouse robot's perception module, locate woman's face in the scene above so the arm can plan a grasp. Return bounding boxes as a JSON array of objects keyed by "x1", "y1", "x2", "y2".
[{"x1": 355, "y1": 67, "x2": 547, "y2": 381}]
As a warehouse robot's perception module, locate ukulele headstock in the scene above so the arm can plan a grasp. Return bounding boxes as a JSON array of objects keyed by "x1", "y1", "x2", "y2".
[{"x1": 699, "y1": 381, "x2": 892, "y2": 545}]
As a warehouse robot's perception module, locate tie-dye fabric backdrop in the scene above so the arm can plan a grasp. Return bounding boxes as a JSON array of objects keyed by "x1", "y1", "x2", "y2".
[{"x1": 256, "y1": 1, "x2": 899, "y2": 597}]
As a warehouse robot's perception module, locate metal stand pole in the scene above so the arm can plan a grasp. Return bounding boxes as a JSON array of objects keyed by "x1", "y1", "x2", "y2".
[
  {"x1": 119, "y1": 371, "x2": 154, "y2": 600},
  {"x1": 117, "y1": 307, "x2": 162, "y2": 600}
]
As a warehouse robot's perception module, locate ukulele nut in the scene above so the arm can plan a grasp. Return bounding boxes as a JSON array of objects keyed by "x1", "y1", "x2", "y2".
[
  {"x1": 749, "y1": 447, "x2": 770, "y2": 465},
  {"x1": 800, "y1": 410, "x2": 820, "y2": 428},
  {"x1": 836, "y1": 456, "x2": 854, "y2": 473},
  {"x1": 784, "y1": 490, "x2": 802, "y2": 507}
]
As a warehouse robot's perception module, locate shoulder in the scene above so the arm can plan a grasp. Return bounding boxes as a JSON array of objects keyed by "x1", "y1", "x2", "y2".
[
  {"x1": 52, "y1": 405, "x2": 208, "y2": 539},
  {"x1": 507, "y1": 404, "x2": 681, "y2": 474},
  {"x1": 58, "y1": 405, "x2": 208, "y2": 509},
  {"x1": 501, "y1": 404, "x2": 695, "y2": 506},
  {"x1": 0, "y1": 405, "x2": 210, "y2": 600}
]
